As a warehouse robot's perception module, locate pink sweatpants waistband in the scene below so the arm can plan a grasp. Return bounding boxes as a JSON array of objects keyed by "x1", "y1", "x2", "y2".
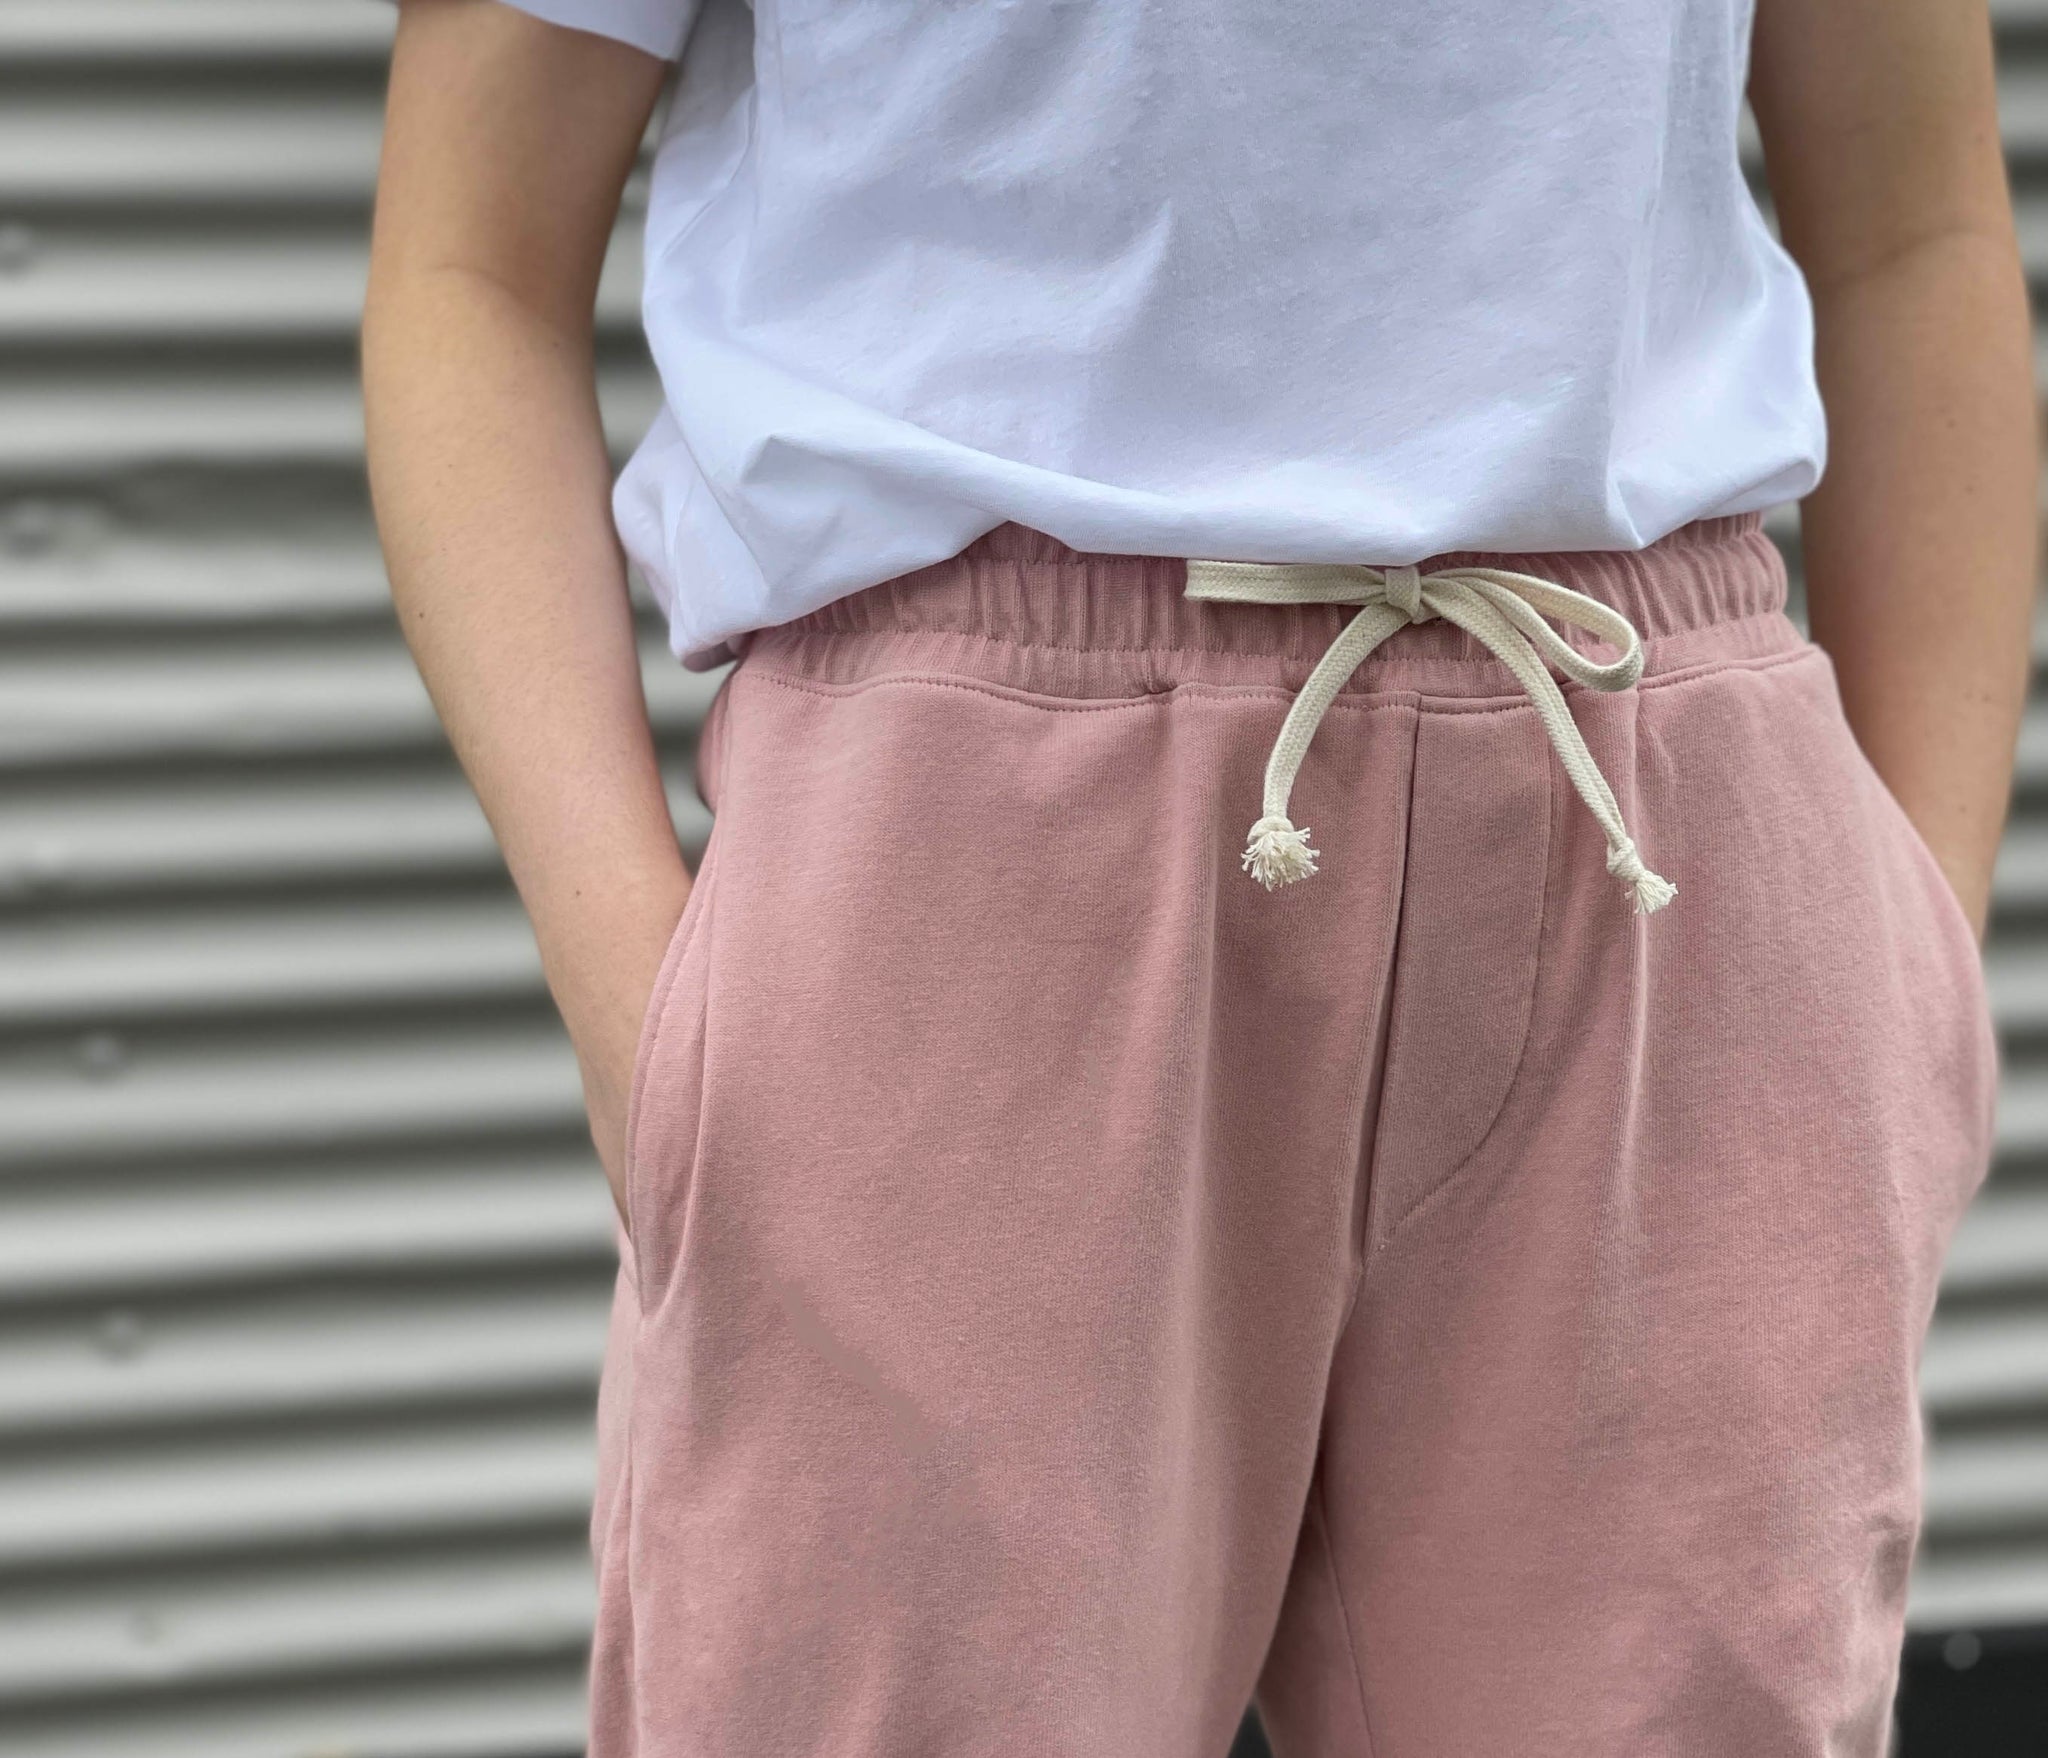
[{"x1": 761, "y1": 513, "x2": 1795, "y2": 705}]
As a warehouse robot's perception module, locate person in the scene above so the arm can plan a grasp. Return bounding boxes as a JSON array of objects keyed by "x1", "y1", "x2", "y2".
[{"x1": 360, "y1": 0, "x2": 2037, "y2": 1750}]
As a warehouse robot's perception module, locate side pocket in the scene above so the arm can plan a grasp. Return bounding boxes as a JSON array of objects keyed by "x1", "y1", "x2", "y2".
[
  {"x1": 620, "y1": 829, "x2": 720, "y2": 1291},
  {"x1": 1841, "y1": 710, "x2": 1992, "y2": 1024},
  {"x1": 1813, "y1": 646, "x2": 2001, "y2": 1201},
  {"x1": 1797, "y1": 639, "x2": 1988, "y2": 1008},
  {"x1": 1870, "y1": 759, "x2": 2003, "y2": 1192}
]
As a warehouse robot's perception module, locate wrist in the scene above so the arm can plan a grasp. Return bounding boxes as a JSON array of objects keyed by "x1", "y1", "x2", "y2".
[{"x1": 531, "y1": 858, "x2": 693, "y2": 1036}]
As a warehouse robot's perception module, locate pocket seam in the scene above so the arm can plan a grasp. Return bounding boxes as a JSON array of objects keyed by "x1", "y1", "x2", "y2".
[
  {"x1": 1371, "y1": 704, "x2": 1559, "y2": 1252},
  {"x1": 1787, "y1": 640, "x2": 1989, "y2": 1018},
  {"x1": 1837, "y1": 706, "x2": 1990, "y2": 1024},
  {"x1": 621, "y1": 832, "x2": 719, "y2": 1292}
]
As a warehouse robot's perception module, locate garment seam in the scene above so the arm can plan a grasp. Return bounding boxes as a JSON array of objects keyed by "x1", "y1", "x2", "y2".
[
  {"x1": 739, "y1": 640, "x2": 1812, "y2": 720},
  {"x1": 1635, "y1": 637, "x2": 1818, "y2": 696},
  {"x1": 1311, "y1": 1467, "x2": 1381, "y2": 1758},
  {"x1": 1371, "y1": 724, "x2": 1557, "y2": 1250},
  {"x1": 1391, "y1": 680, "x2": 1643, "y2": 1369},
  {"x1": 622, "y1": 832, "x2": 720, "y2": 1306},
  {"x1": 1348, "y1": 707, "x2": 1418, "y2": 1269},
  {"x1": 765, "y1": 607, "x2": 1798, "y2": 675},
  {"x1": 1598, "y1": 774, "x2": 1651, "y2": 1305},
  {"x1": 614, "y1": 1391, "x2": 641, "y2": 1758},
  {"x1": 742, "y1": 666, "x2": 1423, "y2": 719}
]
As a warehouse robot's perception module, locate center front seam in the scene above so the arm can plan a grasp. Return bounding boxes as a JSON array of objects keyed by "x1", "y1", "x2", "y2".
[
  {"x1": 1312, "y1": 1464, "x2": 1382, "y2": 1758},
  {"x1": 1365, "y1": 714, "x2": 1560, "y2": 1253}
]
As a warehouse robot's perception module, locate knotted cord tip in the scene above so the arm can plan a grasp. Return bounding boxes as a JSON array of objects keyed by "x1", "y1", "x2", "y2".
[
  {"x1": 1606, "y1": 837, "x2": 1676, "y2": 915},
  {"x1": 1244, "y1": 815, "x2": 1319, "y2": 890},
  {"x1": 1624, "y1": 869, "x2": 1677, "y2": 914}
]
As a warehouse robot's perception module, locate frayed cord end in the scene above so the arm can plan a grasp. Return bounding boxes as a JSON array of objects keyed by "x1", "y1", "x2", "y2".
[
  {"x1": 1606, "y1": 837, "x2": 1676, "y2": 915},
  {"x1": 1243, "y1": 815, "x2": 1319, "y2": 890}
]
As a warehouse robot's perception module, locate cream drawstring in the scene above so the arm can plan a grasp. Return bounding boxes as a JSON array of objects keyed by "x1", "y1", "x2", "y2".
[{"x1": 1184, "y1": 558, "x2": 1676, "y2": 914}]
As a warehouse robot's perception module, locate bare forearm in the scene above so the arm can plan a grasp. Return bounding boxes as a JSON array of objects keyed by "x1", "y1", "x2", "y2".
[
  {"x1": 364, "y1": 0, "x2": 678, "y2": 1211},
  {"x1": 362, "y1": 268, "x2": 689, "y2": 1059},
  {"x1": 1799, "y1": 229, "x2": 2038, "y2": 936}
]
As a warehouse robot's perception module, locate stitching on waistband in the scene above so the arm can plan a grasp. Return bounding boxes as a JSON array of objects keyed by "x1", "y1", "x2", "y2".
[
  {"x1": 764, "y1": 602, "x2": 1791, "y2": 668},
  {"x1": 741, "y1": 628, "x2": 1813, "y2": 717}
]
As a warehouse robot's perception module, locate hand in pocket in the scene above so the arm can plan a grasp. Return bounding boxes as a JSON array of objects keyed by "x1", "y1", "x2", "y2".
[{"x1": 557, "y1": 885, "x2": 695, "y2": 1231}]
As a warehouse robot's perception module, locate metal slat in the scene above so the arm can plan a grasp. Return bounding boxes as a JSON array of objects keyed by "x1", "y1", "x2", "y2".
[
  {"x1": 0, "y1": 101, "x2": 386, "y2": 209},
  {"x1": 0, "y1": 631, "x2": 717, "y2": 769},
  {"x1": 0, "y1": 1, "x2": 395, "y2": 60},
  {"x1": 0, "y1": 1147, "x2": 613, "y2": 1301},
  {"x1": 0, "y1": 894, "x2": 548, "y2": 1024},
  {"x1": 1926, "y1": 1432, "x2": 2048, "y2": 1538},
  {"x1": 0, "y1": 1542, "x2": 593, "y2": 1712},
  {"x1": 1910, "y1": 1547, "x2": 2048, "y2": 1633},
  {"x1": 0, "y1": 1411, "x2": 595, "y2": 1573},
  {"x1": 1943, "y1": 1184, "x2": 2048, "y2": 1296},
  {"x1": 1989, "y1": 1068, "x2": 2048, "y2": 1169},
  {"x1": 1923, "y1": 1307, "x2": 2048, "y2": 1415},
  {"x1": 0, "y1": 1667, "x2": 589, "y2": 1758},
  {"x1": 1991, "y1": 818, "x2": 2048, "y2": 914},
  {"x1": 0, "y1": 1282, "x2": 613, "y2": 1439},
  {"x1": 1, "y1": 535, "x2": 402, "y2": 628},
  {"x1": 1987, "y1": 943, "x2": 2048, "y2": 1036},
  {"x1": 0, "y1": 1022, "x2": 584, "y2": 1169},
  {"x1": 0, "y1": 768, "x2": 712, "y2": 901}
]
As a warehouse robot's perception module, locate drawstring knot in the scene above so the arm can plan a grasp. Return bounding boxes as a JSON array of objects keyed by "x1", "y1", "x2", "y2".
[
  {"x1": 1606, "y1": 835, "x2": 1678, "y2": 916},
  {"x1": 1383, "y1": 564, "x2": 1428, "y2": 624},
  {"x1": 1184, "y1": 557, "x2": 1674, "y2": 915},
  {"x1": 1243, "y1": 814, "x2": 1320, "y2": 891}
]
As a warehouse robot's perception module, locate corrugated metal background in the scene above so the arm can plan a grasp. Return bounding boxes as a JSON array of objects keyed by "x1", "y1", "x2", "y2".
[{"x1": 0, "y1": 2, "x2": 2041, "y2": 1750}]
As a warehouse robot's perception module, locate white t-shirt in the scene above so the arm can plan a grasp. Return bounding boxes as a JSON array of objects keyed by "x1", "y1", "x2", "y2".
[{"x1": 502, "y1": 0, "x2": 1824, "y2": 669}]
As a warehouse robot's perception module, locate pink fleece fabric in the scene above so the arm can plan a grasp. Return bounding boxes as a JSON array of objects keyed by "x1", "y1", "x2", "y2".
[{"x1": 591, "y1": 513, "x2": 1998, "y2": 1757}]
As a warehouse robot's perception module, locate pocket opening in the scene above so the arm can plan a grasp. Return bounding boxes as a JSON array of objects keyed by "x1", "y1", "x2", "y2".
[{"x1": 620, "y1": 830, "x2": 720, "y2": 1286}]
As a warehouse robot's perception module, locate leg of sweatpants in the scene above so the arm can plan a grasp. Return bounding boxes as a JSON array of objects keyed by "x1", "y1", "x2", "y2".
[
  {"x1": 1256, "y1": 641, "x2": 1999, "y2": 1757},
  {"x1": 596, "y1": 657, "x2": 1416, "y2": 1756}
]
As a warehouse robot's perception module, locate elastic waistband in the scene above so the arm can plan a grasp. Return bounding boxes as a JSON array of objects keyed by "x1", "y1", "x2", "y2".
[{"x1": 750, "y1": 513, "x2": 1799, "y2": 702}]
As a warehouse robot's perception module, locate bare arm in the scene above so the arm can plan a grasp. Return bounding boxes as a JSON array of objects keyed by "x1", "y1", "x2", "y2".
[
  {"x1": 363, "y1": 0, "x2": 682, "y2": 1221},
  {"x1": 1751, "y1": 0, "x2": 2039, "y2": 941}
]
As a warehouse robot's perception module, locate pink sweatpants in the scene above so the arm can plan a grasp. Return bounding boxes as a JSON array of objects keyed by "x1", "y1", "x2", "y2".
[{"x1": 595, "y1": 514, "x2": 1998, "y2": 1756}]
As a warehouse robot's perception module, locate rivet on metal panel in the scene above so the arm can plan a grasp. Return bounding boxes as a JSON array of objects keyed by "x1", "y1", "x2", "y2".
[
  {"x1": 98, "y1": 1308, "x2": 145, "y2": 1360},
  {"x1": 0, "y1": 499, "x2": 62, "y2": 555},
  {"x1": 76, "y1": 1030, "x2": 129, "y2": 1079}
]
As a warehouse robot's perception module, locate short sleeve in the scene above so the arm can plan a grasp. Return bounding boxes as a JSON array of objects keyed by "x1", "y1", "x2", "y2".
[{"x1": 493, "y1": 0, "x2": 701, "y2": 61}]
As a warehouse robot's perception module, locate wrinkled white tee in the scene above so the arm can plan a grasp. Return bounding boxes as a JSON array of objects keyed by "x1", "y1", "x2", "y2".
[{"x1": 500, "y1": 0, "x2": 1824, "y2": 668}]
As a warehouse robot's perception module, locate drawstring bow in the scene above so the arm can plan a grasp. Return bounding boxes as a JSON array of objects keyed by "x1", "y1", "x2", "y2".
[{"x1": 1184, "y1": 558, "x2": 1675, "y2": 914}]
